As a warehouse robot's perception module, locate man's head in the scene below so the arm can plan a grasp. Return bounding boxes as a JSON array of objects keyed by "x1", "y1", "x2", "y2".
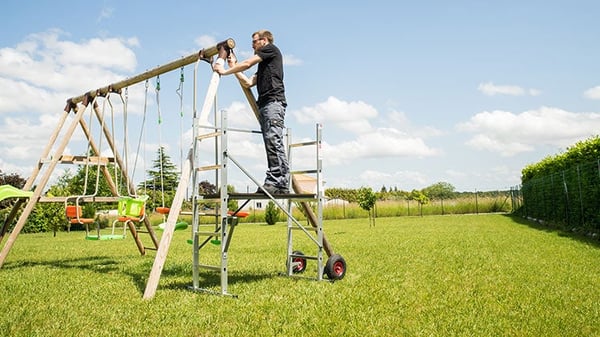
[{"x1": 252, "y1": 30, "x2": 273, "y2": 52}]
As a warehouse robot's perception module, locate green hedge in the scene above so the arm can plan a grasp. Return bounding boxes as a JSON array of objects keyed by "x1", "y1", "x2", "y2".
[{"x1": 518, "y1": 135, "x2": 600, "y2": 232}]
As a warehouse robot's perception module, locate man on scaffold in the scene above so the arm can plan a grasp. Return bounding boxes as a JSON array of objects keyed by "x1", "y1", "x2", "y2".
[{"x1": 213, "y1": 29, "x2": 289, "y2": 195}]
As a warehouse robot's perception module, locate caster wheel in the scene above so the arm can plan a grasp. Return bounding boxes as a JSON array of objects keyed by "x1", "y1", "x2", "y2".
[
  {"x1": 288, "y1": 250, "x2": 307, "y2": 273},
  {"x1": 324, "y1": 254, "x2": 346, "y2": 280}
]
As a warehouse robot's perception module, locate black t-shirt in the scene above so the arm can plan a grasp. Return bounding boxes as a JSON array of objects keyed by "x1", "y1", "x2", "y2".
[{"x1": 256, "y1": 43, "x2": 286, "y2": 108}]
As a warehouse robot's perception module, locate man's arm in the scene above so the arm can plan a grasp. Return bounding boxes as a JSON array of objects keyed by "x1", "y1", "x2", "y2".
[
  {"x1": 213, "y1": 54, "x2": 261, "y2": 88},
  {"x1": 233, "y1": 71, "x2": 257, "y2": 89}
]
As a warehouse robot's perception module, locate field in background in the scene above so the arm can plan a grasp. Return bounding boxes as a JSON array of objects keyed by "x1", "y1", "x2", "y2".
[{"x1": 1, "y1": 214, "x2": 599, "y2": 336}]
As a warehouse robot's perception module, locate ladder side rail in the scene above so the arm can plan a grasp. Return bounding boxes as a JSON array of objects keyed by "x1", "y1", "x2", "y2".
[
  {"x1": 286, "y1": 128, "x2": 295, "y2": 275},
  {"x1": 219, "y1": 109, "x2": 230, "y2": 295},
  {"x1": 315, "y1": 123, "x2": 324, "y2": 279},
  {"x1": 191, "y1": 131, "x2": 202, "y2": 290},
  {"x1": 191, "y1": 58, "x2": 216, "y2": 290}
]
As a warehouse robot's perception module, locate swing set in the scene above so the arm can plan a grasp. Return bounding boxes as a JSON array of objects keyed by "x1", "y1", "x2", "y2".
[
  {"x1": 0, "y1": 38, "x2": 346, "y2": 300},
  {"x1": 59, "y1": 82, "x2": 154, "y2": 241}
]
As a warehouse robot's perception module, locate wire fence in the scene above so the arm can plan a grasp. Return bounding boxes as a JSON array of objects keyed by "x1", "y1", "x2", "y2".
[{"x1": 511, "y1": 159, "x2": 600, "y2": 232}]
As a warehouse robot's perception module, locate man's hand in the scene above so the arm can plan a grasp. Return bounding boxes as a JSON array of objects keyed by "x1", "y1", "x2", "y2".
[
  {"x1": 212, "y1": 58, "x2": 225, "y2": 74},
  {"x1": 227, "y1": 53, "x2": 237, "y2": 67}
]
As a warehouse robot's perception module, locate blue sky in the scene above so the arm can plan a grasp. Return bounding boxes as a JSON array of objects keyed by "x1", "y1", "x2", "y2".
[{"x1": 1, "y1": 1, "x2": 599, "y2": 193}]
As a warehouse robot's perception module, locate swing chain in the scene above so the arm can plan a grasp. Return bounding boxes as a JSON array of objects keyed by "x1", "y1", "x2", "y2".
[
  {"x1": 177, "y1": 67, "x2": 185, "y2": 117},
  {"x1": 155, "y1": 76, "x2": 162, "y2": 124}
]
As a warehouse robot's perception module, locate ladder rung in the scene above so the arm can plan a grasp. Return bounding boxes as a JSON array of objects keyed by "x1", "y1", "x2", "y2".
[
  {"x1": 196, "y1": 132, "x2": 221, "y2": 140},
  {"x1": 144, "y1": 247, "x2": 157, "y2": 251},
  {"x1": 291, "y1": 169, "x2": 318, "y2": 175},
  {"x1": 180, "y1": 211, "x2": 218, "y2": 216},
  {"x1": 196, "y1": 231, "x2": 220, "y2": 237},
  {"x1": 290, "y1": 141, "x2": 317, "y2": 147},
  {"x1": 290, "y1": 254, "x2": 320, "y2": 261},
  {"x1": 196, "y1": 164, "x2": 222, "y2": 171},
  {"x1": 291, "y1": 226, "x2": 317, "y2": 232},
  {"x1": 197, "y1": 264, "x2": 220, "y2": 271}
]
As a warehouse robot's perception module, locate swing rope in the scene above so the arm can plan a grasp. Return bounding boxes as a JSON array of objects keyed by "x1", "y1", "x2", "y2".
[
  {"x1": 176, "y1": 67, "x2": 185, "y2": 178},
  {"x1": 120, "y1": 88, "x2": 131, "y2": 196},
  {"x1": 132, "y1": 80, "x2": 150, "y2": 196},
  {"x1": 155, "y1": 76, "x2": 167, "y2": 212}
]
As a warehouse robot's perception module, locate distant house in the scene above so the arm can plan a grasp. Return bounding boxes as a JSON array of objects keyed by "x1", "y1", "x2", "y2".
[
  {"x1": 239, "y1": 173, "x2": 321, "y2": 211},
  {"x1": 324, "y1": 198, "x2": 349, "y2": 208}
]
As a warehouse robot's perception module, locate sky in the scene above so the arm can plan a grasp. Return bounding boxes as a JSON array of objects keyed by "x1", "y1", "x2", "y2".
[{"x1": 1, "y1": 1, "x2": 599, "y2": 194}]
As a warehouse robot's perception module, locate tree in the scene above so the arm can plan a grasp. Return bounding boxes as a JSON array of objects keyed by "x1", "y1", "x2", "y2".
[
  {"x1": 422, "y1": 182, "x2": 455, "y2": 215},
  {"x1": 0, "y1": 170, "x2": 27, "y2": 210},
  {"x1": 409, "y1": 189, "x2": 429, "y2": 217},
  {"x1": 226, "y1": 185, "x2": 238, "y2": 211},
  {"x1": 37, "y1": 170, "x2": 74, "y2": 235},
  {"x1": 139, "y1": 147, "x2": 180, "y2": 210},
  {"x1": 264, "y1": 201, "x2": 280, "y2": 225},
  {"x1": 422, "y1": 182, "x2": 456, "y2": 200},
  {"x1": 0, "y1": 170, "x2": 27, "y2": 188},
  {"x1": 357, "y1": 187, "x2": 377, "y2": 227},
  {"x1": 70, "y1": 165, "x2": 115, "y2": 200}
]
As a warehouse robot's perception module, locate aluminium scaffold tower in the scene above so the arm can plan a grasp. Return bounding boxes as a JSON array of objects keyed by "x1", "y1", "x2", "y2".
[
  {"x1": 185, "y1": 110, "x2": 344, "y2": 297},
  {"x1": 142, "y1": 40, "x2": 346, "y2": 299}
]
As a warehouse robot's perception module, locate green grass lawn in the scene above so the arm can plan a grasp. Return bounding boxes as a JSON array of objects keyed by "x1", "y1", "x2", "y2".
[{"x1": 1, "y1": 214, "x2": 599, "y2": 336}]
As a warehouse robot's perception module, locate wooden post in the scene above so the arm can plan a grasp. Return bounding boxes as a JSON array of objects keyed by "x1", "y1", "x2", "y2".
[{"x1": 143, "y1": 149, "x2": 193, "y2": 299}]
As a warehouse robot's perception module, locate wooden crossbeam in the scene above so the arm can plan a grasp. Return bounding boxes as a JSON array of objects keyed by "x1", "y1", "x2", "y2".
[{"x1": 51, "y1": 155, "x2": 114, "y2": 165}]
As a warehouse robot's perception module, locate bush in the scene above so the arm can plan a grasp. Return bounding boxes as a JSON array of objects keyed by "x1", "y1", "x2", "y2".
[{"x1": 264, "y1": 201, "x2": 280, "y2": 226}]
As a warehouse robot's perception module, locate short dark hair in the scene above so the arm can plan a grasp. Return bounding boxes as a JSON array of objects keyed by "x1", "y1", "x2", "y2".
[{"x1": 254, "y1": 30, "x2": 274, "y2": 43}]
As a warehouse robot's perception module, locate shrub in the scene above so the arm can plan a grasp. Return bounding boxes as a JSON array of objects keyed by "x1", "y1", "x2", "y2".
[{"x1": 264, "y1": 201, "x2": 280, "y2": 226}]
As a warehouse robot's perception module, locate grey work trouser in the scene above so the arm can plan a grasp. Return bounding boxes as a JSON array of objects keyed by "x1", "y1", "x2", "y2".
[{"x1": 259, "y1": 101, "x2": 289, "y2": 189}]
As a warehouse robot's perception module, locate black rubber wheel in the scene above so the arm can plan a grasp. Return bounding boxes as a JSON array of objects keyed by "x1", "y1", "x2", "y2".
[
  {"x1": 289, "y1": 250, "x2": 307, "y2": 273},
  {"x1": 324, "y1": 254, "x2": 346, "y2": 280}
]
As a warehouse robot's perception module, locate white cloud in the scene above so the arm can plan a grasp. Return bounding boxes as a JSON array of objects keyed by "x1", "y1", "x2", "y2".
[
  {"x1": 0, "y1": 29, "x2": 137, "y2": 100},
  {"x1": 283, "y1": 54, "x2": 302, "y2": 66},
  {"x1": 0, "y1": 30, "x2": 140, "y2": 177},
  {"x1": 477, "y1": 82, "x2": 540, "y2": 96},
  {"x1": 324, "y1": 128, "x2": 438, "y2": 166},
  {"x1": 457, "y1": 106, "x2": 600, "y2": 156},
  {"x1": 584, "y1": 86, "x2": 600, "y2": 100},
  {"x1": 291, "y1": 97, "x2": 439, "y2": 167},
  {"x1": 292, "y1": 96, "x2": 377, "y2": 133}
]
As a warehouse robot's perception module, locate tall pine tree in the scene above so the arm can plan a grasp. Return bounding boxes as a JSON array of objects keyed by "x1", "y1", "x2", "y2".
[{"x1": 139, "y1": 147, "x2": 180, "y2": 210}]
